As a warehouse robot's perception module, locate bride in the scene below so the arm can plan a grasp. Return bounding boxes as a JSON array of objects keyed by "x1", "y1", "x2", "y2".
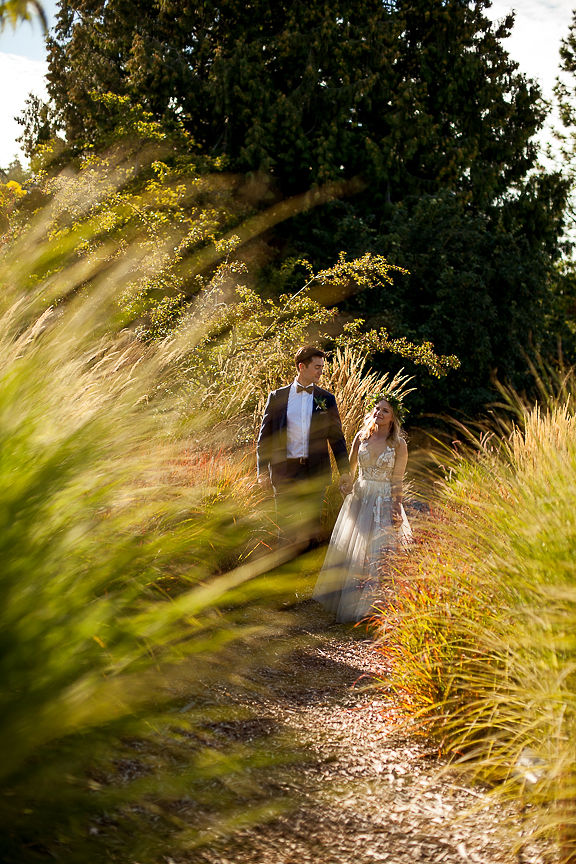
[{"x1": 313, "y1": 393, "x2": 412, "y2": 623}]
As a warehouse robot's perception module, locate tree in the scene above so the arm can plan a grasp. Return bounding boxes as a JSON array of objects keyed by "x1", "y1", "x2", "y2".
[
  {"x1": 26, "y1": 0, "x2": 568, "y2": 414},
  {"x1": 555, "y1": 9, "x2": 576, "y2": 235},
  {"x1": 285, "y1": 0, "x2": 567, "y2": 412},
  {"x1": 0, "y1": 0, "x2": 47, "y2": 30},
  {"x1": 36, "y1": 1, "x2": 546, "y2": 194},
  {"x1": 543, "y1": 10, "x2": 576, "y2": 371},
  {"x1": 34, "y1": 0, "x2": 402, "y2": 182}
]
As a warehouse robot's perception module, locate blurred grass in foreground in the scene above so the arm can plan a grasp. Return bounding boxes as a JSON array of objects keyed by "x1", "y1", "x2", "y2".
[
  {"x1": 378, "y1": 389, "x2": 576, "y2": 860},
  {"x1": 0, "y1": 157, "x2": 319, "y2": 863}
]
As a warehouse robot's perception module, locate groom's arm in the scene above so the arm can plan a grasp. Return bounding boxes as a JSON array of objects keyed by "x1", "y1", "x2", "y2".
[
  {"x1": 256, "y1": 392, "x2": 275, "y2": 481},
  {"x1": 326, "y1": 395, "x2": 350, "y2": 477}
]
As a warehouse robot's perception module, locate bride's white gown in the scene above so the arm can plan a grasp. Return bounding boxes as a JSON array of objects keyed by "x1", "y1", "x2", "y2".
[{"x1": 314, "y1": 440, "x2": 412, "y2": 623}]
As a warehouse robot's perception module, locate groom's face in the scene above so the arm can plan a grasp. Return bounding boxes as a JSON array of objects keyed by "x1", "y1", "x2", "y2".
[{"x1": 298, "y1": 355, "x2": 324, "y2": 386}]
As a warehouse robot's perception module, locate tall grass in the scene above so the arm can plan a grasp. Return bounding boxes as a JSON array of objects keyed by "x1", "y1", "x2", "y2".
[
  {"x1": 379, "y1": 395, "x2": 576, "y2": 859},
  {"x1": 1, "y1": 150, "x2": 451, "y2": 861},
  {"x1": 323, "y1": 346, "x2": 414, "y2": 443},
  {"x1": 0, "y1": 164, "x2": 309, "y2": 863}
]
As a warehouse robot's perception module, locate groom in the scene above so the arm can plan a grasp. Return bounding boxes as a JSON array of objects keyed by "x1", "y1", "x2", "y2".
[{"x1": 257, "y1": 346, "x2": 352, "y2": 546}]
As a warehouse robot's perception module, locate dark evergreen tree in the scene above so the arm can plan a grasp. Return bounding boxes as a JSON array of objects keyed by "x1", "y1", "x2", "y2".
[
  {"x1": 27, "y1": 0, "x2": 568, "y2": 413},
  {"x1": 542, "y1": 9, "x2": 576, "y2": 372}
]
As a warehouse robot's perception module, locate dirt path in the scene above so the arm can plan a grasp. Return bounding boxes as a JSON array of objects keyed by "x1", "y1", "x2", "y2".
[{"x1": 192, "y1": 600, "x2": 551, "y2": 864}]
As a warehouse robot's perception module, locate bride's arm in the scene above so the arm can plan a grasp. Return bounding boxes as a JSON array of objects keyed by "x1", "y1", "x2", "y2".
[
  {"x1": 348, "y1": 433, "x2": 361, "y2": 483},
  {"x1": 391, "y1": 438, "x2": 408, "y2": 520}
]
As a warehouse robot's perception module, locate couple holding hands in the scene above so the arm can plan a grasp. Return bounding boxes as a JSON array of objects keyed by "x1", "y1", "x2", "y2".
[{"x1": 257, "y1": 346, "x2": 412, "y2": 623}]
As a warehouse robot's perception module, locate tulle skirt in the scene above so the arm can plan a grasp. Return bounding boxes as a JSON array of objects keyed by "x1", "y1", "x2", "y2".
[{"x1": 313, "y1": 478, "x2": 412, "y2": 623}]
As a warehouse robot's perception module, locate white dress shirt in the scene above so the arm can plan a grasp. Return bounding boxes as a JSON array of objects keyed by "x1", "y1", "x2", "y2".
[{"x1": 286, "y1": 379, "x2": 313, "y2": 458}]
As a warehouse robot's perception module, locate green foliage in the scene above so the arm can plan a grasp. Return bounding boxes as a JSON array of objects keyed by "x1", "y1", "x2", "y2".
[
  {"x1": 550, "y1": 11, "x2": 576, "y2": 375},
  {"x1": 7, "y1": 148, "x2": 458, "y2": 439},
  {"x1": 33, "y1": 0, "x2": 546, "y2": 198},
  {"x1": 23, "y1": 0, "x2": 567, "y2": 415},
  {"x1": 0, "y1": 147, "x2": 460, "y2": 860},
  {"x1": 539, "y1": 260, "x2": 576, "y2": 367},
  {"x1": 32, "y1": 0, "x2": 401, "y2": 179},
  {"x1": 555, "y1": 9, "x2": 576, "y2": 228},
  {"x1": 0, "y1": 157, "x2": 29, "y2": 184},
  {"x1": 372, "y1": 180, "x2": 569, "y2": 414},
  {"x1": 0, "y1": 0, "x2": 46, "y2": 30},
  {"x1": 0, "y1": 162, "x2": 321, "y2": 863},
  {"x1": 0, "y1": 177, "x2": 27, "y2": 234},
  {"x1": 173, "y1": 252, "x2": 458, "y2": 448},
  {"x1": 379, "y1": 392, "x2": 576, "y2": 859}
]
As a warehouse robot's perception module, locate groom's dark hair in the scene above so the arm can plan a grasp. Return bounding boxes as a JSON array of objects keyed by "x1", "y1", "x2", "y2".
[{"x1": 294, "y1": 345, "x2": 326, "y2": 368}]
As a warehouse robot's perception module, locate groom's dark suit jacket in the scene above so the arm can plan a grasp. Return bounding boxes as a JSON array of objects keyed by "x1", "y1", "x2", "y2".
[{"x1": 257, "y1": 384, "x2": 350, "y2": 487}]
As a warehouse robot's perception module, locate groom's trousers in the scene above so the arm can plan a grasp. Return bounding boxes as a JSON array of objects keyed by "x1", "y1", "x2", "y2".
[{"x1": 273, "y1": 458, "x2": 327, "y2": 549}]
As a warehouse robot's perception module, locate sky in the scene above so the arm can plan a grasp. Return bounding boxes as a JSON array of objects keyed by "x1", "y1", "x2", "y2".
[
  {"x1": 0, "y1": 0, "x2": 575, "y2": 168},
  {"x1": 0, "y1": 0, "x2": 57, "y2": 168}
]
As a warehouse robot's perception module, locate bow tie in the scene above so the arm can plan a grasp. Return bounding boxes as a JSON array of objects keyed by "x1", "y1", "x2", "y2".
[{"x1": 296, "y1": 383, "x2": 314, "y2": 394}]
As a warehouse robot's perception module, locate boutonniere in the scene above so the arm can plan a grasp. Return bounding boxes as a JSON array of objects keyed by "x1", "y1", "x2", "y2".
[{"x1": 314, "y1": 396, "x2": 328, "y2": 412}]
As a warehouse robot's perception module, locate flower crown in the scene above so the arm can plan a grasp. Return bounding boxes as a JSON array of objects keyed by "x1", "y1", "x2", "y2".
[{"x1": 367, "y1": 391, "x2": 408, "y2": 425}]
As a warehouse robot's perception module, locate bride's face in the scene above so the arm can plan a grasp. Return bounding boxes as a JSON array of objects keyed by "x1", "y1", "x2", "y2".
[{"x1": 373, "y1": 400, "x2": 394, "y2": 427}]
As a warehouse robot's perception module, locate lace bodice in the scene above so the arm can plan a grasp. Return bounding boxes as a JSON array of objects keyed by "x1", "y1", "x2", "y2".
[{"x1": 357, "y1": 440, "x2": 396, "y2": 483}]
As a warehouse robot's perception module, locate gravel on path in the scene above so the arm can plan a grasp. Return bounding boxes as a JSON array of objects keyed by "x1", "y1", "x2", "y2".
[{"x1": 189, "y1": 600, "x2": 553, "y2": 864}]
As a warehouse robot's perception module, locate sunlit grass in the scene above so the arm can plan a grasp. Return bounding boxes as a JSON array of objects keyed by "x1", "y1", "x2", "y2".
[
  {"x1": 0, "y1": 161, "x2": 311, "y2": 863},
  {"x1": 378, "y1": 397, "x2": 576, "y2": 859},
  {"x1": 0, "y1": 145, "x2": 461, "y2": 862}
]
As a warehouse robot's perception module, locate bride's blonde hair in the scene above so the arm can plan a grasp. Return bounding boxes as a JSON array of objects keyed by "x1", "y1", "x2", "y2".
[{"x1": 359, "y1": 395, "x2": 406, "y2": 447}]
